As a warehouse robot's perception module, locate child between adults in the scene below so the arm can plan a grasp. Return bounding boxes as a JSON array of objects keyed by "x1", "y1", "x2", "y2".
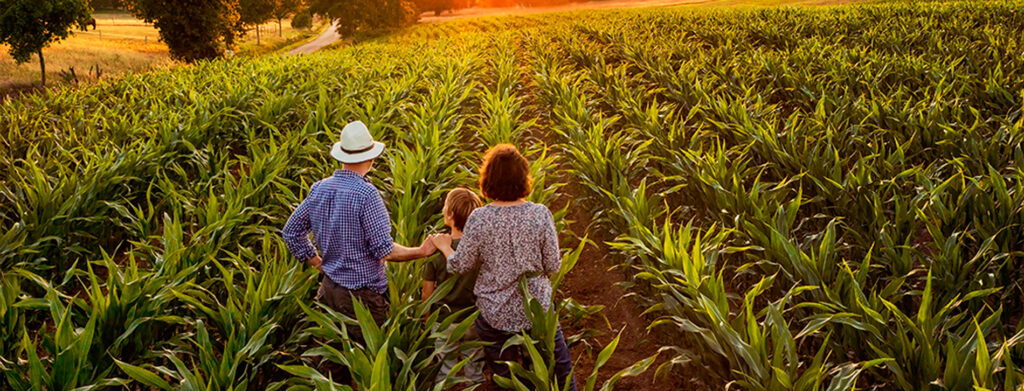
[{"x1": 421, "y1": 188, "x2": 486, "y2": 384}]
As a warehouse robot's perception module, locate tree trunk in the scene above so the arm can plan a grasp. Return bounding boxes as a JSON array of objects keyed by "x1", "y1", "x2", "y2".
[
  {"x1": 38, "y1": 48, "x2": 46, "y2": 87},
  {"x1": 278, "y1": 18, "x2": 283, "y2": 37},
  {"x1": 256, "y1": 25, "x2": 261, "y2": 45}
]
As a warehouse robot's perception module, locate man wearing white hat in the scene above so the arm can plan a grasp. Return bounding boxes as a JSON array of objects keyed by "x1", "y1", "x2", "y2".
[{"x1": 282, "y1": 120, "x2": 435, "y2": 343}]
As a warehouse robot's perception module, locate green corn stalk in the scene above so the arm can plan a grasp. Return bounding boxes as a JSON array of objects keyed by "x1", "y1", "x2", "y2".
[
  {"x1": 3, "y1": 274, "x2": 129, "y2": 390},
  {"x1": 281, "y1": 288, "x2": 480, "y2": 391}
]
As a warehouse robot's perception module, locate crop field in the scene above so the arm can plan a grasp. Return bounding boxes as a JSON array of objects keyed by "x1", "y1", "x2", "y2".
[
  {"x1": 2, "y1": 0, "x2": 1024, "y2": 390},
  {"x1": 0, "y1": 12, "x2": 323, "y2": 90}
]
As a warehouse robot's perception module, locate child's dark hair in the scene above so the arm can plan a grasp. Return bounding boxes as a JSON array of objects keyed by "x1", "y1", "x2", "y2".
[{"x1": 446, "y1": 188, "x2": 483, "y2": 231}]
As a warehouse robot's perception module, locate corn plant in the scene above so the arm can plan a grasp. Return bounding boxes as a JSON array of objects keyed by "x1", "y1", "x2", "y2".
[
  {"x1": 277, "y1": 290, "x2": 480, "y2": 391},
  {"x1": 3, "y1": 275, "x2": 129, "y2": 390},
  {"x1": 0, "y1": 271, "x2": 27, "y2": 373},
  {"x1": 496, "y1": 240, "x2": 655, "y2": 391},
  {"x1": 5, "y1": 1, "x2": 1024, "y2": 390}
]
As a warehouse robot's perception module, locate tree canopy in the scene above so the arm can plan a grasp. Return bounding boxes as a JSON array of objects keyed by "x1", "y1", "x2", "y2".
[
  {"x1": 0, "y1": 0, "x2": 92, "y2": 85},
  {"x1": 125, "y1": 0, "x2": 242, "y2": 62},
  {"x1": 272, "y1": 0, "x2": 304, "y2": 35},
  {"x1": 309, "y1": 0, "x2": 418, "y2": 37},
  {"x1": 414, "y1": 0, "x2": 469, "y2": 16}
]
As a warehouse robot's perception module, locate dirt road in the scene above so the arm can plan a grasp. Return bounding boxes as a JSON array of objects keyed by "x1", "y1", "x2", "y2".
[{"x1": 289, "y1": 22, "x2": 341, "y2": 55}]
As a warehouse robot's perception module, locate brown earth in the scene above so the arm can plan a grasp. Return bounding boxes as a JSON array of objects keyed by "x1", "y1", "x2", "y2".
[
  {"x1": 553, "y1": 181, "x2": 692, "y2": 390},
  {"x1": 520, "y1": 83, "x2": 690, "y2": 388}
]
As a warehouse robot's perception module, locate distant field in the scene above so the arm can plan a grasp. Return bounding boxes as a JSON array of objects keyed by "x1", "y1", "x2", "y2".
[
  {"x1": 0, "y1": 12, "x2": 323, "y2": 90},
  {"x1": 0, "y1": 12, "x2": 169, "y2": 89},
  {"x1": 420, "y1": 0, "x2": 867, "y2": 22}
]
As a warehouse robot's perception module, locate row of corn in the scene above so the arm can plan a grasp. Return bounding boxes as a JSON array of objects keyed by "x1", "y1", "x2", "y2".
[
  {"x1": 530, "y1": 1, "x2": 1024, "y2": 389},
  {"x1": 5, "y1": 1, "x2": 1024, "y2": 389}
]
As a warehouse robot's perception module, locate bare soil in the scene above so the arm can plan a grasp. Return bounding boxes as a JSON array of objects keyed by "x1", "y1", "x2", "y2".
[{"x1": 554, "y1": 183, "x2": 692, "y2": 389}]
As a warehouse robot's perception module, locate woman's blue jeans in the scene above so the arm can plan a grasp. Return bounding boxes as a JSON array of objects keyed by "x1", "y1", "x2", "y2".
[{"x1": 475, "y1": 316, "x2": 578, "y2": 391}]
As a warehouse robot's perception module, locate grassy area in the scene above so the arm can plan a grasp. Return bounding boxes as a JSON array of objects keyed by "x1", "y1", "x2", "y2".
[
  {"x1": 0, "y1": 1, "x2": 847, "y2": 91},
  {"x1": 0, "y1": 12, "x2": 169, "y2": 89},
  {"x1": 682, "y1": 0, "x2": 869, "y2": 6},
  {"x1": 0, "y1": 12, "x2": 323, "y2": 90},
  {"x1": 4, "y1": 1, "x2": 1024, "y2": 390}
]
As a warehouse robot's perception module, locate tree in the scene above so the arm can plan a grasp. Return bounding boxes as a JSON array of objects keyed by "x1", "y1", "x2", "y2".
[
  {"x1": 90, "y1": 0, "x2": 125, "y2": 9},
  {"x1": 0, "y1": 0, "x2": 92, "y2": 86},
  {"x1": 239, "y1": 0, "x2": 274, "y2": 45},
  {"x1": 125, "y1": 0, "x2": 242, "y2": 63},
  {"x1": 309, "y1": 0, "x2": 417, "y2": 37},
  {"x1": 272, "y1": 0, "x2": 303, "y2": 37},
  {"x1": 290, "y1": 8, "x2": 312, "y2": 30},
  {"x1": 414, "y1": 0, "x2": 470, "y2": 16}
]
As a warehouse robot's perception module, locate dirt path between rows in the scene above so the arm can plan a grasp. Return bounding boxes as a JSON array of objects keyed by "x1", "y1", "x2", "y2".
[
  {"x1": 554, "y1": 184, "x2": 691, "y2": 390},
  {"x1": 514, "y1": 52, "x2": 689, "y2": 388}
]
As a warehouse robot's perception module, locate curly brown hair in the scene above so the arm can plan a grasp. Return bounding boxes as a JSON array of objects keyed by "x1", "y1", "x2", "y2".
[{"x1": 478, "y1": 144, "x2": 532, "y2": 202}]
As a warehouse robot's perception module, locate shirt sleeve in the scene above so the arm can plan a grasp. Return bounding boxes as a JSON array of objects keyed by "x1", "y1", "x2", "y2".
[
  {"x1": 448, "y1": 212, "x2": 482, "y2": 274},
  {"x1": 282, "y1": 182, "x2": 320, "y2": 262},
  {"x1": 540, "y1": 206, "x2": 561, "y2": 275},
  {"x1": 422, "y1": 253, "x2": 442, "y2": 281},
  {"x1": 362, "y1": 190, "x2": 394, "y2": 261}
]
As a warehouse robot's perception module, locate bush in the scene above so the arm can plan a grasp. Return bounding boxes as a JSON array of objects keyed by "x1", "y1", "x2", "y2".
[
  {"x1": 309, "y1": 0, "x2": 418, "y2": 36},
  {"x1": 290, "y1": 9, "x2": 311, "y2": 29},
  {"x1": 415, "y1": 0, "x2": 471, "y2": 16},
  {"x1": 126, "y1": 0, "x2": 243, "y2": 62}
]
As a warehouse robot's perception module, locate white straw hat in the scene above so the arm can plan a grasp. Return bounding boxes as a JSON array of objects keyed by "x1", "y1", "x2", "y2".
[{"x1": 330, "y1": 121, "x2": 386, "y2": 163}]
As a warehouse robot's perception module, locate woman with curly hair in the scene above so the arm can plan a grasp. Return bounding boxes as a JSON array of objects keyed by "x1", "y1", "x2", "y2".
[{"x1": 431, "y1": 144, "x2": 577, "y2": 390}]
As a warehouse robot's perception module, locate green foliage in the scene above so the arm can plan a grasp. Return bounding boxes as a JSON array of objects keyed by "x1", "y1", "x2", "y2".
[
  {"x1": 240, "y1": 0, "x2": 275, "y2": 28},
  {"x1": 0, "y1": 0, "x2": 91, "y2": 63},
  {"x1": 0, "y1": 0, "x2": 92, "y2": 85},
  {"x1": 309, "y1": 0, "x2": 418, "y2": 37},
  {"x1": 496, "y1": 241, "x2": 654, "y2": 391},
  {"x1": 272, "y1": 0, "x2": 303, "y2": 22},
  {"x1": 534, "y1": 1, "x2": 1024, "y2": 389},
  {"x1": 4, "y1": 1, "x2": 1024, "y2": 390},
  {"x1": 291, "y1": 9, "x2": 312, "y2": 29},
  {"x1": 125, "y1": 0, "x2": 243, "y2": 62}
]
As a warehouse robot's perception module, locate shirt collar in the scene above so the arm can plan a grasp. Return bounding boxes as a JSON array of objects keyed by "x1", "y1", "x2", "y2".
[{"x1": 334, "y1": 169, "x2": 370, "y2": 182}]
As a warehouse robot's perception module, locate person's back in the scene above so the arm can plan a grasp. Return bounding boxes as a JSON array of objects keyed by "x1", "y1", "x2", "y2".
[
  {"x1": 421, "y1": 188, "x2": 486, "y2": 383},
  {"x1": 421, "y1": 188, "x2": 484, "y2": 317},
  {"x1": 423, "y1": 240, "x2": 479, "y2": 314},
  {"x1": 457, "y1": 202, "x2": 558, "y2": 332},
  {"x1": 281, "y1": 120, "x2": 437, "y2": 349},
  {"x1": 297, "y1": 171, "x2": 391, "y2": 293},
  {"x1": 432, "y1": 144, "x2": 576, "y2": 391}
]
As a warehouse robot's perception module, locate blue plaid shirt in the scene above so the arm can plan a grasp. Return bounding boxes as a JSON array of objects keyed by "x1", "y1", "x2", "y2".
[{"x1": 282, "y1": 170, "x2": 393, "y2": 295}]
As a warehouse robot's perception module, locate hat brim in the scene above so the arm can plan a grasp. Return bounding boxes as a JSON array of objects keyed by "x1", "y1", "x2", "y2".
[{"x1": 331, "y1": 141, "x2": 385, "y2": 163}]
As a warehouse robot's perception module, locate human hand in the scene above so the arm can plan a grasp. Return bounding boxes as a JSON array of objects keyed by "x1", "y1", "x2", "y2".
[
  {"x1": 430, "y1": 233, "x2": 452, "y2": 249},
  {"x1": 419, "y1": 235, "x2": 439, "y2": 256},
  {"x1": 307, "y1": 255, "x2": 323, "y2": 272}
]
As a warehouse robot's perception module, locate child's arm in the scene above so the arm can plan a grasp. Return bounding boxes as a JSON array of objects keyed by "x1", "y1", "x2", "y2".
[{"x1": 422, "y1": 281, "x2": 436, "y2": 301}]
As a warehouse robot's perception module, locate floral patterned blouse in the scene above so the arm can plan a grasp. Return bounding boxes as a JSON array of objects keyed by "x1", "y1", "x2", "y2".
[{"x1": 447, "y1": 202, "x2": 561, "y2": 332}]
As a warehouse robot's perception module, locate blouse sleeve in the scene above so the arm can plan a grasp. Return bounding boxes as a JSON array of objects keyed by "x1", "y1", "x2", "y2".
[
  {"x1": 448, "y1": 210, "x2": 483, "y2": 274},
  {"x1": 540, "y1": 206, "x2": 561, "y2": 276}
]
